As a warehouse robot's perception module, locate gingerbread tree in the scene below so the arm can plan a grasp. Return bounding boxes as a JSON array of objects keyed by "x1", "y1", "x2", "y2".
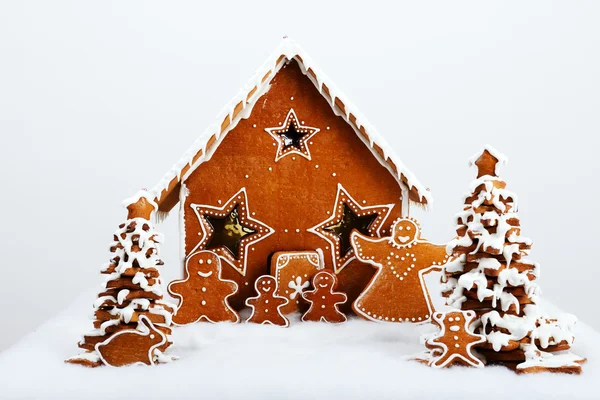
[
  {"x1": 66, "y1": 191, "x2": 174, "y2": 367},
  {"x1": 442, "y1": 146, "x2": 584, "y2": 373}
]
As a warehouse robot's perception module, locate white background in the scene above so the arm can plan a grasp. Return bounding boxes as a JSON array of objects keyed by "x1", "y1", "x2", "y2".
[{"x1": 1, "y1": 1, "x2": 598, "y2": 353}]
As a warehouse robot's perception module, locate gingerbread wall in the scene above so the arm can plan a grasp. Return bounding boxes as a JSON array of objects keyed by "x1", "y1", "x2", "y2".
[{"x1": 182, "y1": 60, "x2": 405, "y2": 311}]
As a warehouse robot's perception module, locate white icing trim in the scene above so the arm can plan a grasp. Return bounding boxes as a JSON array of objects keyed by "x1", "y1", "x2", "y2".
[
  {"x1": 350, "y1": 230, "x2": 447, "y2": 324},
  {"x1": 517, "y1": 342, "x2": 585, "y2": 371},
  {"x1": 307, "y1": 183, "x2": 394, "y2": 274},
  {"x1": 401, "y1": 189, "x2": 410, "y2": 218},
  {"x1": 150, "y1": 38, "x2": 431, "y2": 207},
  {"x1": 122, "y1": 190, "x2": 159, "y2": 211},
  {"x1": 188, "y1": 187, "x2": 275, "y2": 276},
  {"x1": 273, "y1": 251, "x2": 323, "y2": 271},
  {"x1": 264, "y1": 108, "x2": 320, "y2": 162},
  {"x1": 65, "y1": 351, "x2": 101, "y2": 364},
  {"x1": 273, "y1": 251, "x2": 323, "y2": 304},
  {"x1": 245, "y1": 276, "x2": 290, "y2": 327},
  {"x1": 95, "y1": 316, "x2": 167, "y2": 367},
  {"x1": 301, "y1": 271, "x2": 347, "y2": 324},
  {"x1": 179, "y1": 183, "x2": 190, "y2": 267},
  {"x1": 468, "y1": 145, "x2": 508, "y2": 176},
  {"x1": 167, "y1": 250, "x2": 240, "y2": 325},
  {"x1": 425, "y1": 311, "x2": 485, "y2": 368}
]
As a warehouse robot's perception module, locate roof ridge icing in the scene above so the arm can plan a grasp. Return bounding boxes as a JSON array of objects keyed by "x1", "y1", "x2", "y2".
[{"x1": 151, "y1": 38, "x2": 432, "y2": 213}]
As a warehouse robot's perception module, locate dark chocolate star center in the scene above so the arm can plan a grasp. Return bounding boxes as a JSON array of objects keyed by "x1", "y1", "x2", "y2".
[
  {"x1": 324, "y1": 204, "x2": 378, "y2": 256},
  {"x1": 279, "y1": 121, "x2": 305, "y2": 150},
  {"x1": 205, "y1": 206, "x2": 256, "y2": 259}
]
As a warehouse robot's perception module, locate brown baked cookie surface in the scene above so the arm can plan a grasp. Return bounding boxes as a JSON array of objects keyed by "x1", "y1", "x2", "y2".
[
  {"x1": 168, "y1": 251, "x2": 240, "y2": 325},
  {"x1": 301, "y1": 271, "x2": 347, "y2": 323},
  {"x1": 351, "y1": 218, "x2": 449, "y2": 323},
  {"x1": 270, "y1": 250, "x2": 324, "y2": 315},
  {"x1": 418, "y1": 310, "x2": 485, "y2": 368},
  {"x1": 95, "y1": 316, "x2": 168, "y2": 367},
  {"x1": 179, "y1": 61, "x2": 405, "y2": 310},
  {"x1": 245, "y1": 275, "x2": 290, "y2": 327}
]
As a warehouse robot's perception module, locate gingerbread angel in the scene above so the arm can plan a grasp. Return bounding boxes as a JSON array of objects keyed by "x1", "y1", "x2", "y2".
[
  {"x1": 168, "y1": 251, "x2": 240, "y2": 324},
  {"x1": 350, "y1": 217, "x2": 449, "y2": 323},
  {"x1": 245, "y1": 275, "x2": 289, "y2": 327},
  {"x1": 301, "y1": 271, "x2": 347, "y2": 323}
]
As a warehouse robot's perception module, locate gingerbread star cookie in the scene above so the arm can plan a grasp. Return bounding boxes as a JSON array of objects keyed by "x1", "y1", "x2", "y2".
[
  {"x1": 245, "y1": 275, "x2": 290, "y2": 327},
  {"x1": 168, "y1": 251, "x2": 240, "y2": 325},
  {"x1": 301, "y1": 271, "x2": 347, "y2": 323},
  {"x1": 420, "y1": 310, "x2": 486, "y2": 368},
  {"x1": 351, "y1": 217, "x2": 449, "y2": 323}
]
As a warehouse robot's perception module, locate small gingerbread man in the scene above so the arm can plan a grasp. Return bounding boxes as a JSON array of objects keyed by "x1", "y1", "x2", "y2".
[
  {"x1": 301, "y1": 271, "x2": 347, "y2": 323},
  {"x1": 168, "y1": 251, "x2": 240, "y2": 325},
  {"x1": 424, "y1": 310, "x2": 485, "y2": 368},
  {"x1": 245, "y1": 275, "x2": 289, "y2": 327}
]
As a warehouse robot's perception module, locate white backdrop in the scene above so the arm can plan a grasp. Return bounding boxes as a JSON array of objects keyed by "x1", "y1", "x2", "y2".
[{"x1": 1, "y1": 1, "x2": 598, "y2": 353}]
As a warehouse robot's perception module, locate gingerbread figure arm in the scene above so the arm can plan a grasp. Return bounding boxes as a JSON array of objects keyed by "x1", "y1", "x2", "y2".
[
  {"x1": 430, "y1": 342, "x2": 484, "y2": 368},
  {"x1": 273, "y1": 297, "x2": 289, "y2": 309},
  {"x1": 350, "y1": 231, "x2": 387, "y2": 265},
  {"x1": 417, "y1": 242, "x2": 450, "y2": 272},
  {"x1": 245, "y1": 296, "x2": 258, "y2": 308},
  {"x1": 302, "y1": 290, "x2": 316, "y2": 303},
  {"x1": 330, "y1": 292, "x2": 347, "y2": 305}
]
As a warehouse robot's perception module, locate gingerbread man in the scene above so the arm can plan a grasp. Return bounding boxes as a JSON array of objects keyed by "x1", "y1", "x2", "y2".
[
  {"x1": 301, "y1": 271, "x2": 347, "y2": 323},
  {"x1": 245, "y1": 275, "x2": 289, "y2": 327},
  {"x1": 351, "y1": 217, "x2": 449, "y2": 323},
  {"x1": 168, "y1": 251, "x2": 240, "y2": 324},
  {"x1": 423, "y1": 310, "x2": 485, "y2": 368}
]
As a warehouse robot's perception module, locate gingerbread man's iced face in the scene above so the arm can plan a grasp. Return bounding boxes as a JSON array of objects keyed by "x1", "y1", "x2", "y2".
[
  {"x1": 391, "y1": 218, "x2": 419, "y2": 247},
  {"x1": 313, "y1": 271, "x2": 334, "y2": 290},
  {"x1": 256, "y1": 276, "x2": 276, "y2": 294},
  {"x1": 196, "y1": 252, "x2": 220, "y2": 277},
  {"x1": 434, "y1": 310, "x2": 471, "y2": 332}
]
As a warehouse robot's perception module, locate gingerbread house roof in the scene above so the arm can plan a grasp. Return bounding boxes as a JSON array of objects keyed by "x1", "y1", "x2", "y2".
[{"x1": 151, "y1": 38, "x2": 432, "y2": 214}]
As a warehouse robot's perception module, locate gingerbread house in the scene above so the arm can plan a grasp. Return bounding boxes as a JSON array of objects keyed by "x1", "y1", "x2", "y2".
[{"x1": 150, "y1": 38, "x2": 431, "y2": 310}]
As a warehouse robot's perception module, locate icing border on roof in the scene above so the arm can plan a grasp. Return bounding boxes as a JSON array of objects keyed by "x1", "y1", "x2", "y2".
[{"x1": 150, "y1": 38, "x2": 432, "y2": 209}]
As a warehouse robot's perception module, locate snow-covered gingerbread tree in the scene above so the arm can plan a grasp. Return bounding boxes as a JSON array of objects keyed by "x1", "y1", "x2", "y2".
[
  {"x1": 66, "y1": 191, "x2": 174, "y2": 367},
  {"x1": 442, "y1": 146, "x2": 585, "y2": 373}
]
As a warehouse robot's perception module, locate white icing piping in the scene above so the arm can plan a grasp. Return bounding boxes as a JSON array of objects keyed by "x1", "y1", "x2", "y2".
[
  {"x1": 149, "y1": 37, "x2": 432, "y2": 209},
  {"x1": 179, "y1": 183, "x2": 190, "y2": 266},
  {"x1": 443, "y1": 147, "x2": 581, "y2": 370}
]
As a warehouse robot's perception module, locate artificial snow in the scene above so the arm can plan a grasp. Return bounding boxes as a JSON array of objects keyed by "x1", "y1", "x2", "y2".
[{"x1": 0, "y1": 289, "x2": 597, "y2": 400}]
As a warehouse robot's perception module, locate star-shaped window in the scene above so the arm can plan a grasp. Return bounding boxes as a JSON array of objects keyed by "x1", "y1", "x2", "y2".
[
  {"x1": 190, "y1": 188, "x2": 274, "y2": 276},
  {"x1": 204, "y1": 206, "x2": 257, "y2": 258},
  {"x1": 308, "y1": 184, "x2": 395, "y2": 274},
  {"x1": 323, "y1": 204, "x2": 379, "y2": 256},
  {"x1": 265, "y1": 109, "x2": 320, "y2": 161}
]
